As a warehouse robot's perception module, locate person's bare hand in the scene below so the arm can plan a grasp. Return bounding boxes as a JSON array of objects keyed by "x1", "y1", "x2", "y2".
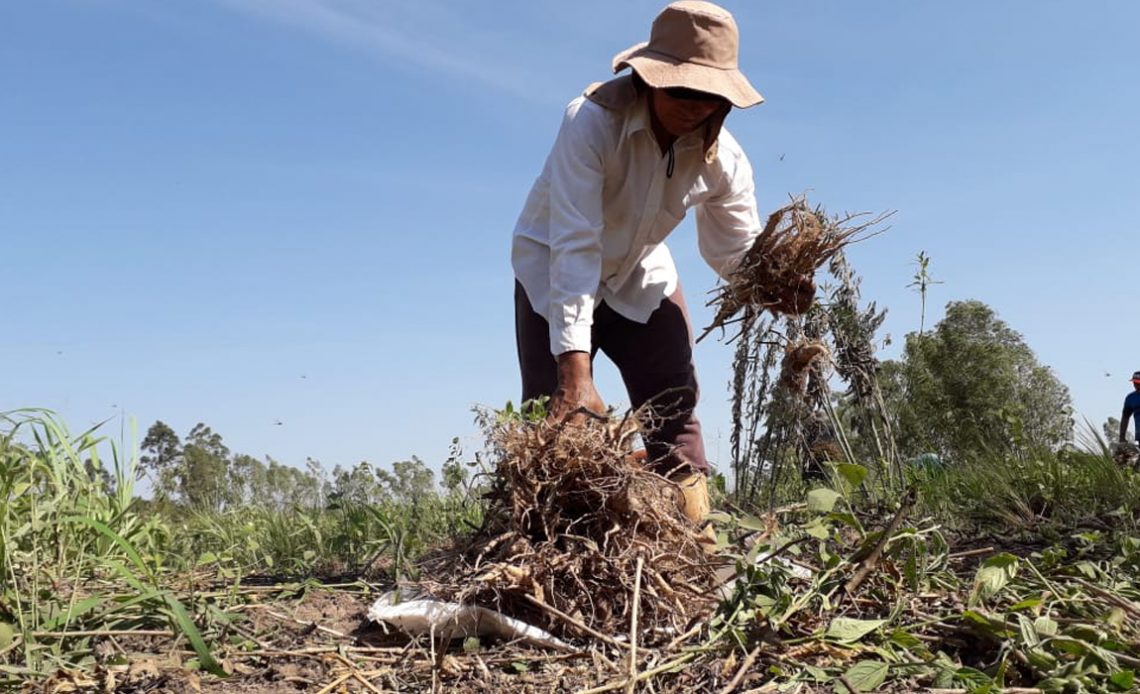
[{"x1": 549, "y1": 351, "x2": 605, "y2": 422}]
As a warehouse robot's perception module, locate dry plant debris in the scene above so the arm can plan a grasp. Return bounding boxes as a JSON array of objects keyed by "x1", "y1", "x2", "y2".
[
  {"x1": 699, "y1": 198, "x2": 890, "y2": 344},
  {"x1": 417, "y1": 413, "x2": 722, "y2": 646},
  {"x1": 777, "y1": 338, "x2": 831, "y2": 395}
]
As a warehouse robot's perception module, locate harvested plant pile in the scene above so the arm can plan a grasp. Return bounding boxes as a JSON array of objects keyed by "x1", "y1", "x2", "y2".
[{"x1": 418, "y1": 414, "x2": 720, "y2": 644}]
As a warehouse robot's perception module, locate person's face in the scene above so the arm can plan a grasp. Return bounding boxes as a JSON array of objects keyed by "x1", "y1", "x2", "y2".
[
  {"x1": 650, "y1": 87, "x2": 727, "y2": 137},
  {"x1": 1133, "y1": 380, "x2": 1140, "y2": 392}
]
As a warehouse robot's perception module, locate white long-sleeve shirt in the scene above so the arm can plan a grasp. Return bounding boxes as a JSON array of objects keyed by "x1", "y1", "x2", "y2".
[{"x1": 511, "y1": 87, "x2": 761, "y2": 355}]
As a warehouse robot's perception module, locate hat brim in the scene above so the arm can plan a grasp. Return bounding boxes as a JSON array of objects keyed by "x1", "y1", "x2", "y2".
[{"x1": 613, "y1": 42, "x2": 764, "y2": 109}]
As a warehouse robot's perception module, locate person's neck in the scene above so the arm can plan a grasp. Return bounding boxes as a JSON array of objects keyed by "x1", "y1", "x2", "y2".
[{"x1": 647, "y1": 98, "x2": 677, "y2": 154}]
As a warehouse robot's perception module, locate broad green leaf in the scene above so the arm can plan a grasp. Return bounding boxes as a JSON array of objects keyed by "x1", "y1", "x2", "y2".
[
  {"x1": 738, "y1": 514, "x2": 770, "y2": 532},
  {"x1": 803, "y1": 664, "x2": 828, "y2": 681},
  {"x1": 1034, "y1": 616, "x2": 1058, "y2": 637},
  {"x1": 1064, "y1": 624, "x2": 1106, "y2": 644},
  {"x1": 806, "y1": 488, "x2": 840, "y2": 513},
  {"x1": 1009, "y1": 597, "x2": 1043, "y2": 611},
  {"x1": 983, "y1": 552, "x2": 1019, "y2": 569},
  {"x1": 1074, "y1": 561, "x2": 1099, "y2": 578},
  {"x1": 803, "y1": 518, "x2": 829, "y2": 539},
  {"x1": 1110, "y1": 670, "x2": 1135, "y2": 691},
  {"x1": 951, "y1": 666, "x2": 992, "y2": 689},
  {"x1": 889, "y1": 629, "x2": 923, "y2": 651},
  {"x1": 835, "y1": 463, "x2": 868, "y2": 489},
  {"x1": 1026, "y1": 648, "x2": 1058, "y2": 671},
  {"x1": 827, "y1": 512, "x2": 861, "y2": 529},
  {"x1": 842, "y1": 660, "x2": 888, "y2": 692},
  {"x1": 0, "y1": 623, "x2": 13, "y2": 650},
  {"x1": 1052, "y1": 638, "x2": 1089, "y2": 656},
  {"x1": 1036, "y1": 677, "x2": 1069, "y2": 694},
  {"x1": 826, "y1": 617, "x2": 886, "y2": 643},
  {"x1": 969, "y1": 554, "x2": 1018, "y2": 606},
  {"x1": 959, "y1": 610, "x2": 1013, "y2": 638},
  {"x1": 1017, "y1": 614, "x2": 1040, "y2": 648}
]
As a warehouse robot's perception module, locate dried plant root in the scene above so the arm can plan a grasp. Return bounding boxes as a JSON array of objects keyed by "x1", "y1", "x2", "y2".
[
  {"x1": 417, "y1": 413, "x2": 721, "y2": 646},
  {"x1": 777, "y1": 339, "x2": 830, "y2": 395},
  {"x1": 698, "y1": 198, "x2": 890, "y2": 343}
]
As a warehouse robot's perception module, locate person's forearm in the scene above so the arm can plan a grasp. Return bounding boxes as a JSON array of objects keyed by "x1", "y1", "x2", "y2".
[
  {"x1": 1122, "y1": 411, "x2": 1131, "y2": 441},
  {"x1": 550, "y1": 350, "x2": 604, "y2": 418},
  {"x1": 557, "y1": 351, "x2": 592, "y2": 382}
]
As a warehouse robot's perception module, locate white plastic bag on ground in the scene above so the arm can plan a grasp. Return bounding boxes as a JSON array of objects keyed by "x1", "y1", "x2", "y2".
[{"x1": 366, "y1": 592, "x2": 575, "y2": 652}]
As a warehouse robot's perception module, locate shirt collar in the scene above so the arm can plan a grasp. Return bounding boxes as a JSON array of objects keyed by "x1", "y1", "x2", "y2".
[
  {"x1": 586, "y1": 75, "x2": 727, "y2": 159},
  {"x1": 618, "y1": 89, "x2": 708, "y2": 154}
]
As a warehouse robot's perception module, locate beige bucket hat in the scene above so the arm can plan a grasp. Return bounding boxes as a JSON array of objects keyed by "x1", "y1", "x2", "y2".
[{"x1": 612, "y1": 1, "x2": 763, "y2": 109}]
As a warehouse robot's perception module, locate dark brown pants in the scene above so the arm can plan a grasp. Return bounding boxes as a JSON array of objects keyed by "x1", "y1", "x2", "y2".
[{"x1": 514, "y1": 281, "x2": 708, "y2": 475}]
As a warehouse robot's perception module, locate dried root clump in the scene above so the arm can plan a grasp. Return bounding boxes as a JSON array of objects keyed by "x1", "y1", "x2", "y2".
[
  {"x1": 420, "y1": 414, "x2": 719, "y2": 645},
  {"x1": 777, "y1": 338, "x2": 830, "y2": 395},
  {"x1": 699, "y1": 198, "x2": 889, "y2": 343}
]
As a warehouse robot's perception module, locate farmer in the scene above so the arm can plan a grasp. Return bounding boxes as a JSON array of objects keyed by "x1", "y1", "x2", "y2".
[
  {"x1": 1119, "y1": 371, "x2": 1140, "y2": 443},
  {"x1": 511, "y1": 1, "x2": 813, "y2": 524}
]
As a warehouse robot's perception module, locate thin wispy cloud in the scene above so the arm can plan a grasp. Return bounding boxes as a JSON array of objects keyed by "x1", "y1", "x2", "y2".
[{"x1": 213, "y1": 0, "x2": 561, "y2": 104}]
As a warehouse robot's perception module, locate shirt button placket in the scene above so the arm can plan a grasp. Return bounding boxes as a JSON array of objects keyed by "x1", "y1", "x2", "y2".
[{"x1": 614, "y1": 151, "x2": 668, "y2": 290}]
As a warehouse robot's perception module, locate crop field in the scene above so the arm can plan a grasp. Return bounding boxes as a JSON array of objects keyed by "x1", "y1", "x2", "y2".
[{"x1": 3, "y1": 402, "x2": 1140, "y2": 694}]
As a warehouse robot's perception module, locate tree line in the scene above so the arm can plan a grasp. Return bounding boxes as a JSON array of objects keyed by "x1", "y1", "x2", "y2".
[{"x1": 138, "y1": 421, "x2": 469, "y2": 515}]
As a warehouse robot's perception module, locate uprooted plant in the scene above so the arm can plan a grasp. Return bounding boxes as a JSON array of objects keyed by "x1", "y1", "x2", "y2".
[
  {"x1": 698, "y1": 198, "x2": 889, "y2": 344},
  {"x1": 417, "y1": 408, "x2": 722, "y2": 645}
]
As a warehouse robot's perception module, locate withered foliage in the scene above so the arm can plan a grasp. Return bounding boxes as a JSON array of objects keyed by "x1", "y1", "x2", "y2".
[
  {"x1": 777, "y1": 338, "x2": 830, "y2": 395},
  {"x1": 699, "y1": 199, "x2": 888, "y2": 343},
  {"x1": 719, "y1": 199, "x2": 897, "y2": 504},
  {"x1": 418, "y1": 413, "x2": 720, "y2": 645}
]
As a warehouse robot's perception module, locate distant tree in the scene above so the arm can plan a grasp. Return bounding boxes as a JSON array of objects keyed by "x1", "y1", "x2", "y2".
[
  {"x1": 880, "y1": 300, "x2": 1073, "y2": 461},
  {"x1": 329, "y1": 462, "x2": 388, "y2": 507},
  {"x1": 83, "y1": 457, "x2": 114, "y2": 495},
  {"x1": 181, "y1": 423, "x2": 230, "y2": 510},
  {"x1": 229, "y1": 453, "x2": 265, "y2": 506},
  {"x1": 140, "y1": 421, "x2": 182, "y2": 499},
  {"x1": 380, "y1": 457, "x2": 435, "y2": 505},
  {"x1": 302, "y1": 457, "x2": 327, "y2": 508}
]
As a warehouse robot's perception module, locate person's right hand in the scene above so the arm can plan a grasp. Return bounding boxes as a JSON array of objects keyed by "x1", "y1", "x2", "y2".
[{"x1": 549, "y1": 351, "x2": 606, "y2": 422}]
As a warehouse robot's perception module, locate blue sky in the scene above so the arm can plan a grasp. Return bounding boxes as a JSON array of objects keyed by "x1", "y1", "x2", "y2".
[{"x1": 3, "y1": 0, "x2": 1137, "y2": 476}]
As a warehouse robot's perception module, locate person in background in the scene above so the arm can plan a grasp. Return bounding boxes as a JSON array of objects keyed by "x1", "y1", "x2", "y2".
[{"x1": 1119, "y1": 371, "x2": 1140, "y2": 443}]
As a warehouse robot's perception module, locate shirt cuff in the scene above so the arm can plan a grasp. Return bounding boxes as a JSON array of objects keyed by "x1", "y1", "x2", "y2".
[{"x1": 550, "y1": 322, "x2": 593, "y2": 355}]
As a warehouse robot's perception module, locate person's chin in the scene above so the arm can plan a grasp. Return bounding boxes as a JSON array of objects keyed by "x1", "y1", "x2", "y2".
[{"x1": 668, "y1": 122, "x2": 701, "y2": 136}]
